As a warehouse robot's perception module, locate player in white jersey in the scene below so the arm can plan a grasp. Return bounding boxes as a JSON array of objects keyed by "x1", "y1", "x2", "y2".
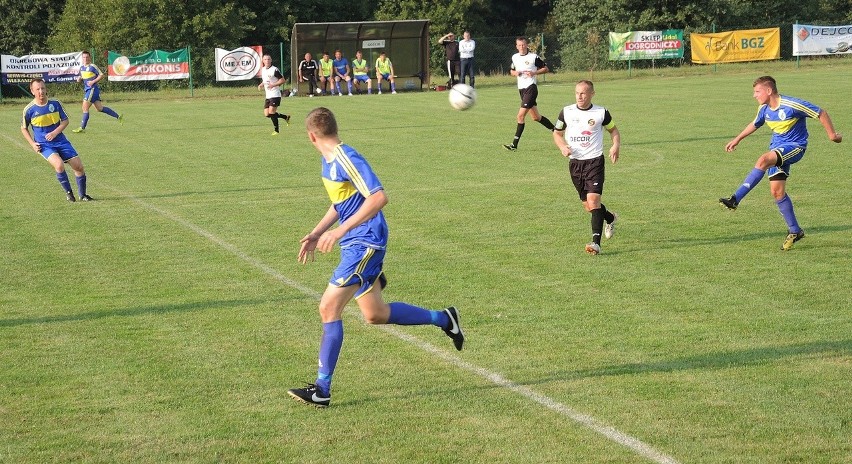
[
  {"x1": 553, "y1": 80, "x2": 621, "y2": 255},
  {"x1": 503, "y1": 37, "x2": 555, "y2": 151},
  {"x1": 257, "y1": 54, "x2": 291, "y2": 135}
]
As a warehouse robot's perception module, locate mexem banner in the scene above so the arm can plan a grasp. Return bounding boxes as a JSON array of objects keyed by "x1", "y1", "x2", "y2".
[
  {"x1": 1, "y1": 52, "x2": 82, "y2": 84},
  {"x1": 794, "y1": 24, "x2": 852, "y2": 56},
  {"x1": 691, "y1": 28, "x2": 780, "y2": 64},
  {"x1": 215, "y1": 46, "x2": 262, "y2": 81},
  {"x1": 108, "y1": 49, "x2": 189, "y2": 81},
  {"x1": 609, "y1": 30, "x2": 684, "y2": 60}
]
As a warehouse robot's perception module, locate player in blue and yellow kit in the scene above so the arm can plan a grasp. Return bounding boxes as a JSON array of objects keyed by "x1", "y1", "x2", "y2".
[
  {"x1": 72, "y1": 50, "x2": 122, "y2": 133},
  {"x1": 287, "y1": 107, "x2": 464, "y2": 408},
  {"x1": 720, "y1": 76, "x2": 842, "y2": 250},
  {"x1": 21, "y1": 78, "x2": 93, "y2": 202}
]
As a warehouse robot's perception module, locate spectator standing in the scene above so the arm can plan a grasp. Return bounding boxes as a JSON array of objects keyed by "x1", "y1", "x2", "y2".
[{"x1": 459, "y1": 31, "x2": 476, "y2": 87}]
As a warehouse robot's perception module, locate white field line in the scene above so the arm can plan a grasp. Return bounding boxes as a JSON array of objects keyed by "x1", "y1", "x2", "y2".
[{"x1": 97, "y1": 181, "x2": 681, "y2": 464}]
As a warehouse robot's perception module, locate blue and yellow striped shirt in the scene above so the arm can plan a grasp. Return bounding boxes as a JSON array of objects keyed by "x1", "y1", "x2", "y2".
[
  {"x1": 321, "y1": 144, "x2": 388, "y2": 249},
  {"x1": 753, "y1": 95, "x2": 821, "y2": 148},
  {"x1": 22, "y1": 100, "x2": 69, "y2": 144}
]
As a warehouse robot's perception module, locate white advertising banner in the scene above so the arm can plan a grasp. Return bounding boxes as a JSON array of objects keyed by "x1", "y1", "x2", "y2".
[
  {"x1": 793, "y1": 24, "x2": 852, "y2": 56},
  {"x1": 1, "y1": 51, "x2": 82, "y2": 84},
  {"x1": 215, "y1": 46, "x2": 262, "y2": 81}
]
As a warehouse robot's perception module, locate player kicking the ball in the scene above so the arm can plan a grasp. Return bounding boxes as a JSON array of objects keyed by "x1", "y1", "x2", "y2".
[
  {"x1": 719, "y1": 76, "x2": 842, "y2": 250},
  {"x1": 287, "y1": 107, "x2": 464, "y2": 408}
]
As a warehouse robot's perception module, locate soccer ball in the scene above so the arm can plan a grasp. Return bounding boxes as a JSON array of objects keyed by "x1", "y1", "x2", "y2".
[{"x1": 449, "y1": 84, "x2": 476, "y2": 111}]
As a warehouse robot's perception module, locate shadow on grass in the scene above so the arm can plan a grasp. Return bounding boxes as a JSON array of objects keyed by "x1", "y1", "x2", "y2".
[
  {"x1": 0, "y1": 298, "x2": 266, "y2": 328},
  {"x1": 84, "y1": 185, "x2": 317, "y2": 201},
  {"x1": 605, "y1": 224, "x2": 852, "y2": 256},
  {"x1": 524, "y1": 339, "x2": 852, "y2": 387}
]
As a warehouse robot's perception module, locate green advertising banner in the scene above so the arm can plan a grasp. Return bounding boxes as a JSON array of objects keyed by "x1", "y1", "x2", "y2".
[
  {"x1": 609, "y1": 30, "x2": 684, "y2": 60},
  {"x1": 108, "y1": 48, "x2": 189, "y2": 81}
]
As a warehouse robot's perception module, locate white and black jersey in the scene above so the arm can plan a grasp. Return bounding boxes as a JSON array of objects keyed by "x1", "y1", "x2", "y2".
[
  {"x1": 510, "y1": 52, "x2": 546, "y2": 89},
  {"x1": 261, "y1": 65, "x2": 284, "y2": 99},
  {"x1": 299, "y1": 59, "x2": 318, "y2": 79},
  {"x1": 554, "y1": 104, "x2": 614, "y2": 160}
]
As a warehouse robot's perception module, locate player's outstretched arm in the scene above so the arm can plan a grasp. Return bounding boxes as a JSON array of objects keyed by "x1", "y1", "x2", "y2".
[
  {"x1": 819, "y1": 109, "x2": 842, "y2": 143},
  {"x1": 725, "y1": 123, "x2": 758, "y2": 152},
  {"x1": 299, "y1": 205, "x2": 340, "y2": 263},
  {"x1": 608, "y1": 126, "x2": 621, "y2": 164}
]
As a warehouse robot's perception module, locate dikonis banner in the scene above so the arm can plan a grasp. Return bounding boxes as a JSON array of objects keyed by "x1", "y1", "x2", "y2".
[
  {"x1": 609, "y1": 30, "x2": 684, "y2": 60},
  {"x1": 108, "y1": 49, "x2": 189, "y2": 81},
  {"x1": 690, "y1": 28, "x2": 780, "y2": 64}
]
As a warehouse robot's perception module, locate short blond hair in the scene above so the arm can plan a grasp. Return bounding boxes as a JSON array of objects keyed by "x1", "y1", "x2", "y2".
[{"x1": 305, "y1": 107, "x2": 338, "y2": 137}]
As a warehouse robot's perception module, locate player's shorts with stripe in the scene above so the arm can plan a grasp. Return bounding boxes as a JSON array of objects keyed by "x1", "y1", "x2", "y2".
[
  {"x1": 39, "y1": 139, "x2": 78, "y2": 161},
  {"x1": 83, "y1": 86, "x2": 101, "y2": 103},
  {"x1": 767, "y1": 144, "x2": 806, "y2": 180},
  {"x1": 519, "y1": 84, "x2": 539, "y2": 109},
  {"x1": 264, "y1": 97, "x2": 282, "y2": 108},
  {"x1": 354, "y1": 74, "x2": 370, "y2": 83},
  {"x1": 330, "y1": 245, "x2": 387, "y2": 299},
  {"x1": 569, "y1": 155, "x2": 605, "y2": 200}
]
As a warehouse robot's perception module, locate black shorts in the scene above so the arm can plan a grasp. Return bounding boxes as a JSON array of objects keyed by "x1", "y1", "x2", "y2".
[
  {"x1": 264, "y1": 97, "x2": 282, "y2": 109},
  {"x1": 519, "y1": 84, "x2": 539, "y2": 108},
  {"x1": 569, "y1": 156, "x2": 605, "y2": 201}
]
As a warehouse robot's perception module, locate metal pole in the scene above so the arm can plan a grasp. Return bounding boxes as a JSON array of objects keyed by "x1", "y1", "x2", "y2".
[{"x1": 188, "y1": 45, "x2": 194, "y2": 97}]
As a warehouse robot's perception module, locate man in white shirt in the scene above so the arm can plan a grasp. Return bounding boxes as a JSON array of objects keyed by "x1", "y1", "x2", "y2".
[
  {"x1": 552, "y1": 80, "x2": 621, "y2": 255},
  {"x1": 257, "y1": 54, "x2": 291, "y2": 135},
  {"x1": 459, "y1": 31, "x2": 476, "y2": 88},
  {"x1": 503, "y1": 37, "x2": 555, "y2": 151}
]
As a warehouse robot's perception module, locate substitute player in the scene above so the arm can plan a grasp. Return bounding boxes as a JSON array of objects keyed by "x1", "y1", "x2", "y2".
[
  {"x1": 21, "y1": 78, "x2": 94, "y2": 202},
  {"x1": 374, "y1": 51, "x2": 397, "y2": 94},
  {"x1": 72, "y1": 50, "x2": 122, "y2": 133},
  {"x1": 553, "y1": 80, "x2": 620, "y2": 255},
  {"x1": 257, "y1": 54, "x2": 290, "y2": 135},
  {"x1": 287, "y1": 107, "x2": 464, "y2": 408},
  {"x1": 318, "y1": 51, "x2": 335, "y2": 95},
  {"x1": 503, "y1": 36, "x2": 554, "y2": 151},
  {"x1": 351, "y1": 50, "x2": 372, "y2": 95},
  {"x1": 720, "y1": 76, "x2": 842, "y2": 250}
]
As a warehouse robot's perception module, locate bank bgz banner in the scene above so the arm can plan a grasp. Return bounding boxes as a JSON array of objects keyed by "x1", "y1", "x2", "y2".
[
  {"x1": 108, "y1": 49, "x2": 189, "y2": 81},
  {"x1": 1, "y1": 52, "x2": 82, "y2": 84},
  {"x1": 793, "y1": 24, "x2": 852, "y2": 56},
  {"x1": 609, "y1": 30, "x2": 684, "y2": 60},
  {"x1": 215, "y1": 46, "x2": 262, "y2": 81},
  {"x1": 691, "y1": 28, "x2": 780, "y2": 64}
]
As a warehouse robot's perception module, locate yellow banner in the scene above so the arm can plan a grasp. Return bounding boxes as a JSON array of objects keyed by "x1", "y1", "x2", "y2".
[{"x1": 691, "y1": 28, "x2": 780, "y2": 64}]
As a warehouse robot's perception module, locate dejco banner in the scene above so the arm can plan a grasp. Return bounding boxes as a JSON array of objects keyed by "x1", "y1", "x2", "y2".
[
  {"x1": 609, "y1": 30, "x2": 684, "y2": 60},
  {"x1": 793, "y1": 24, "x2": 852, "y2": 56},
  {"x1": 108, "y1": 49, "x2": 190, "y2": 81},
  {"x1": 690, "y1": 28, "x2": 780, "y2": 64}
]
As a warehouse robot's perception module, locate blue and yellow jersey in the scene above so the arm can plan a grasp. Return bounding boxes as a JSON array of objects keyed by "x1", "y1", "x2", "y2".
[
  {"x1": 753, "y1": 95, "x2": 821, "y2": 148},
  {"x1": 79, "y1": 64, "x2": 103, "y2": 90},
  {"x1": 332, "y1": 58, "x2": 349, "y2": 76},
  {"x1": 21, "y1": 99, "x2": 69, "y2": 144},
  {"x1": 321, "y1": 144, "x2": 388, "y2": 249}
]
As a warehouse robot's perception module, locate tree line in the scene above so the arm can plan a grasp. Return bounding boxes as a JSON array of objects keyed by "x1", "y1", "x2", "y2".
[{"x1": 1, "y1": 0, "x2": 849, "y2": 72}]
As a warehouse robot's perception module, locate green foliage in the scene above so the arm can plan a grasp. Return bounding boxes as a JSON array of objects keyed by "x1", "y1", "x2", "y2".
[{"x1": 0, "y1": 0, "x2": 63, "y2": 55}]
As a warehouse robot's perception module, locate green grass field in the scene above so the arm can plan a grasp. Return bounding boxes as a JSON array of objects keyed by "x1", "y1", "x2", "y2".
[{"x1": 1, "y1": 60, "x2": 850, "y2": 463}]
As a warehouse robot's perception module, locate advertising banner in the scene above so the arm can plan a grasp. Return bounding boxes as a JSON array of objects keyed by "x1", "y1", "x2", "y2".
[
  {"x1": 691, "y1": 28, "x2": 780, "y2": 64},
  {"x1": 215, "y1": 46, "x2": 262, "y2": 81},
  {"x1": 793, "y1": 24, "x2": 852, "y2": 56},
  {"x1": 1, "y1": 52, "x2": 82, "y2": 84},
  {"x1": 108, "y1": 49, "x2": 189, "y2": 81},
  {"x1": 609, "y1": 30, "x2": 684, "y2": 60}
]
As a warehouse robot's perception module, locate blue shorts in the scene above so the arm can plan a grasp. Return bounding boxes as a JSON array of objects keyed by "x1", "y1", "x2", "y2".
[
  {"x1": 83, "y1": 86, "x2": 101, "y2": 103},
  {"x1": 768, "y1": 144, "x2": 806, "y2": 179},
  {"x1": 379, "y1": 73, "x2": 391, "y2": 80},
  {"x1": 354, "y1": 74, "x2": 370, "y2": 83},
  {"x1": 39, "y1": 139, "x2": 78, "y2": 161},
  {"x1": 330, "y1": 245, "x2": 386, "y2": 299}
]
